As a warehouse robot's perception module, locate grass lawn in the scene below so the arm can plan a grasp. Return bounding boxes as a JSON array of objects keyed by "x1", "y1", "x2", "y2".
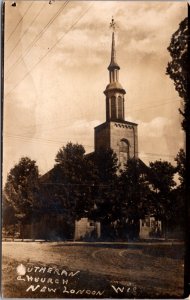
[{"x1": 2, "y1": 242, "x2": 184, "y2": 298}]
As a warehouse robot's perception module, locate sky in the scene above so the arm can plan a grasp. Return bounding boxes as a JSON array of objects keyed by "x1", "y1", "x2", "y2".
[{"x1": 3, "y1": 0, "x2": 187, "y2": 183}]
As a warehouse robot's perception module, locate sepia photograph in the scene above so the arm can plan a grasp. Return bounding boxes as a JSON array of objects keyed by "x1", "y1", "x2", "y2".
[{"x1": 2, "y1": 0, "x2": 188, "y2": 298}]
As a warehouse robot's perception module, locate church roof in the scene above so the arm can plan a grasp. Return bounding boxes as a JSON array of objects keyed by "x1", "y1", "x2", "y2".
[
  {"x1": 105, "y1": 81, "x2": 126, "y2": 93},
  {"x1": 108, "y1": 61, "x2": 120, "y2": 71}
]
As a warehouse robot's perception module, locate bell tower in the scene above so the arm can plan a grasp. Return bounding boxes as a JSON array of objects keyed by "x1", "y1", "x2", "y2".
[
  {"x1": 94, "y1": 18, "x2": 138, "y2": 169},
  {"x1": 105, "y1": 30, "x2": 126, "y2": 122}
]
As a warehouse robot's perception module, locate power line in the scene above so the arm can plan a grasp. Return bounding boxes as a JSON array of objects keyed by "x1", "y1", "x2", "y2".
[
  {"x1": 40, "y1": 98, "x2": 176, "y2": 134},
  {"x1": 127, "y1": 99, "x2": 177, "y2": 114},
  {"x1": 5, "y1": 1, "x2": 69, "y2": 78},
  {"x1": 6, "y1": 2, "x2": 33, "y2": 43},
  {"x1": 11, "y1": 98, "x2": 177, "y2": 135},
  {"x1": 4, "y1": 134, "x2": 71, "y2": 148},
  {"x1": 28, "y1": 121, "x2": 97, "y2": 134},
  {"x1": 5, "y1": 2, "x2": 93, "y2": 97},
  {"x1": 26, "y1": 97, "x2": 178, "y2": 133},
  {"x1": 4, "y1": 133, "x2": 178, "y2": 158},
  {"x1": 12, "y1": 116, "x2": 75, "y2": 131},
  {"x1": 141, "y1": 152, "x2": 175, "y2": 157},
  {"x1": 4, "y1": 133, "x2": 94, "y2": 149},
  {"x1": 127, "y1": 97, "x2": 182, "y2": 111},
  {"x1": 20, "y1": 118, "x2": 99, "y2": 134},
  {"x1": 3, "y1": 96, "x2": 181, "y2": 142},
  {"x1": 139, "y1": 154, "x2": 176, "y2": 159},
  {"x1": 6, "y1": 2, "x2": 47, "y2": 61}
]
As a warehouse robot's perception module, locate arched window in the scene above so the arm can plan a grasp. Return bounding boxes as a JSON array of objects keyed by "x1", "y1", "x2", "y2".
[
  {"x1": 111, "y1": 96, "x2": 116, "y2": 119},
  {"x1": 118, "y1": 96, "x2": 123, "y2": 119},
  {"x1": 119, "y1": 139, "x2": 129, "y2": 152},
  {"x1": 119, "y1": 139, "x2": 130, "y2": 168}
]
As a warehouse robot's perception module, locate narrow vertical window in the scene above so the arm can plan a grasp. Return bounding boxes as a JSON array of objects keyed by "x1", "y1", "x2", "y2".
[
  {"x1": 111, "y1": 96, "x2": 116, "y2": 119},
  {"x1": 118, "y1": 96, "x2": 123, "y2": 119},
  {"x1": 119, "y1": 139, "x2": 130, "y2": 168}
]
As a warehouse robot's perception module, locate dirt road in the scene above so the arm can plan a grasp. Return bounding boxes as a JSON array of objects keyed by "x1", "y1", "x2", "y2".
[{"x1": 2, "y1": 241, "x2": 184, "y2": 298}]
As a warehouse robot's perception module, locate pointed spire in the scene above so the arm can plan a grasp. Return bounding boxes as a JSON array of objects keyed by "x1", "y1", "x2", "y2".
[
  {"x1": 105, "y1": 17, "x2": 125, "y2": 93},
  {"x1": 108, "y1": 18, "x2": 120, "y2": 71},
  {"x1": 110, "y1": 32, "x2": 116, "y2": 64}
]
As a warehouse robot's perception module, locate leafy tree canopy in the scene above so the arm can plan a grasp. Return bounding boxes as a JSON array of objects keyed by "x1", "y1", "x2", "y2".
[
  {"x1": 53, "y1": 143, "x2": 99, "y2": 221},
  {"x1": 148, "y1": 160, "x2": 176, "y2": 194},
  {"x1": 2, "y1": 193, "x2": 17, "y2": 226},
  {"x1": 93, "y1": 148, "x2": 118, "y2": 183},
  {"x1": 4, "y1": 157, "x2": 40, "y2": 221},
  {"x1": 166, "y1": 17, "x2": 188, "y2": 130},
  {"x1": 119, "y1": 159, "x2": 151, "y2": 221},
  {"x1": 54, "y1": 142, "x2": 86, "y2": 183},
  {"x1": 175, "y1": 148, "x2": 186, "y2": 188}
]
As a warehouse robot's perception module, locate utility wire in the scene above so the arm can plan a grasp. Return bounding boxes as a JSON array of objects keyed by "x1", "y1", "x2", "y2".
[
  {"x1": 41, "y1": 99, "x2": 180, "y2": 133},
  {"x1": 6, "y1": 2, "x2": 47, "y2": 61},
  {"x1": 5, "y1": 135, "x2": 64, "y2": 148},
  {"x1": 11, "y1": 116, "x2": 74, "y2": 131},
  {"x1": 19, "y1": 97, "x2": 178, "y2": 132},
  {"x1": 4, "y1": 133, "x2": 178, "y2": 158},
  {"x1": 139, "y1": 153, "x2": 176, "y2": 159},
  {"x1": 127, "y1": 97, "x2": 182, "y2": 111},
  {"x1": 5, "y1": 2, "x2": 93, "y2": 97},
  {"x1": 5, "y1": 1, "x2": 69, "y2": 79},
  {"x1": 6, "y1": 98, "x2": 178, "y2": 135},
  {"x1": 6, "y1": 2, "x2": 33, "y2": 43},
  {"x1": 4, "y1": 133, "x2": 94, "y2": 149},
  {"x1": 127, "y1": 100, "x2": 177, "y2": 114}
]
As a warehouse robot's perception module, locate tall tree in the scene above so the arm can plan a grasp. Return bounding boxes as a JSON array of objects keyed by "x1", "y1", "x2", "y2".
[
  {"x1": 147, "y1": 160, "x2": 176, "y2": 232},
  {"x1": 51, "y1": 143, "x2": 97, "y2": 225},
  {"x1": 172, "y1": 149, "x2": 186, "y2": 231},
  {"x1": 93, "y1": 148, "x2": 118, "y2": 183},
  {"x1": 167, "y1": 17, "x2": 189, "y2": 295},
  {"x1": 2, "y1": 193, "x2": 17, "y2": 237},
  {"x1": 148, "y1": 160, "x2": 176, "y2": 194},
  {"x1": 166, "y1": 17, "x2": 189, "y2": 130},
  {"x1": 175, "y1": 148, "x2": 186, "y2": 188},
  {"x1": 87, "y1": 148, "x2": 119, "y2": 239},
  {"x1": 54, "y1": 142, "x2": 86, "y2": 183},
  {"x1": 118, "y1": 159, "x2": 151, "y2": 239},
  {"x1": 4, "y1": 157, "x2": 40, "y2": 225}
]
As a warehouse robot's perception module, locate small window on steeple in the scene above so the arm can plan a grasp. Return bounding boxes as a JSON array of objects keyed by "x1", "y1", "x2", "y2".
[
  {"x1": 118, "y1": 96, "x2": 123, "y2": 119},
  {"x1": 111, "y1": 96, "x2": 116, "y2": 119}
]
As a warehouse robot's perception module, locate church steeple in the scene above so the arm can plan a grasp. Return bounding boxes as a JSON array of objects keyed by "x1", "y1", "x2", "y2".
[
  {"x1": 94, "y1": 18, "x2": 138, "y2": 166},
  {"x1": 104, "y1": 18, "x2": 126, "y2": 122},
  {"x1": 108, "y1": 32, "x2": 120, "y2": 82}
]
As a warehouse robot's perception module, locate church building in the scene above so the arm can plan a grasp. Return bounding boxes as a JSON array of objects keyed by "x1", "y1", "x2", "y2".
[
  {"x1": 75, "y1": 20, "x2": 140, "y2": 240},
  {"x1": 94, "y1": 23, "x2": 138, "y2": 169},
  {"x1": 20, "y1": 19, "x2": 158, "y2": 241}
]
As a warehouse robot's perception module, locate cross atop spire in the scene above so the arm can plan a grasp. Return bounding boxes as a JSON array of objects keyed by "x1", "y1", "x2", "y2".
[
  {"x1": 108, "y1": 17, "x2": 120, "y2": 72},
  {"x1": 105, "y1": 18, "x2": 125, "y2": 95},
  {"x1": 110, "y1": 17, "x2": 116, "y2": 32}
]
